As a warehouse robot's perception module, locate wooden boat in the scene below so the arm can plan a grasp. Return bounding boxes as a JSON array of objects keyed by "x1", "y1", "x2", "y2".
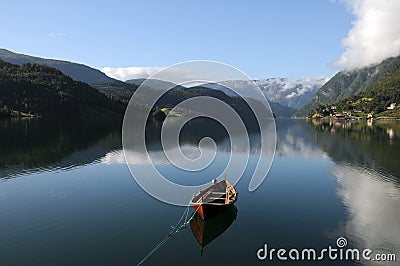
[
  {"x1": 190, "y1": 204, "x2": 237, "y2": 254},
  {"x1": 190, "y1": 178, "x2": 238, "y2": 220}
]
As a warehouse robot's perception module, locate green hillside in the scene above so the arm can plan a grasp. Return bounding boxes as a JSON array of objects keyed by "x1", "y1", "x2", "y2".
[
  {"x1": 0, "y1": 60, "x2": 124, "y2": 118},
  {"x1": 309, "y1": 56, "x2": 400, "y2": 118},
  {"x1": 154, "y1": 86, "x2": 287, "y2": 120},
  {"x1": 91, "y1": 81, "x2": 138, "y2": 102},
  {"x1": 295, "y1": 56, "x2": 398, "y2": 117}
]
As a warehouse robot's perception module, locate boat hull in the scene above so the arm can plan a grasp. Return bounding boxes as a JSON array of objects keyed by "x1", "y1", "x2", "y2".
[{"x1": 191, "y1": 201, "x2": 236, "y2": 220}]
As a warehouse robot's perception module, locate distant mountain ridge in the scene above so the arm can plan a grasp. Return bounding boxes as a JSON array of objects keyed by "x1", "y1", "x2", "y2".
[
  {"x1": 125, "y1": 79, "x2": 298, "y2": 118},
  {"x1": 269, "y1": 102, "x2": 297, "y2": 118},
  {"x1": 0, "y1": 49, "x2": 116, "y2": 84},
  {"x1": 295, "y1": 56, "x2": 399, "y2": 117},
  {"x1": 203, "y1": 77, "x2": 328, "y2": 110},
  {"x1": 126, "y1": 78, "x2": 185, "y2": 89}
]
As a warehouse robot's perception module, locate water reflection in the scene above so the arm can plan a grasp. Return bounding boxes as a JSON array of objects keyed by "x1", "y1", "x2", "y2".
[
  {"x1": 0, "y1": 118, "x2": 121, "y2": 179},
  {"x1": 332, "y1": 164, "x2": 400, "y2": 265},
  {"x1": 190, "y1": 205, "x2": 238, "y2": 254},
  {"x1": 275, "y1": 119, "x2": 327, "y2": 158},
  {"x1": 304, "y1": 119, "x2": 400, "y2": 181},
  {"x1": 1, "y1": 116, "x2": 399, "y2": 265},
  {"x1": 307, "y1": 119, "x2": 400, "y2": 265},
  {"x1": 309, "y1": 119, "x2": 400, "y2": 143},
  {"x1": 102, "y1": 119, "x2": 332, "y2": 189},
  {"x1": 104, "y1": 119, "x2": 325, "y2": 167}
]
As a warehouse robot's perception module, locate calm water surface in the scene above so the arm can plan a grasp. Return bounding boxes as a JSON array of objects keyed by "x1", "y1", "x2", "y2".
[{"x1": 0, "y1": 118, "x2": 399, "y2": 265}]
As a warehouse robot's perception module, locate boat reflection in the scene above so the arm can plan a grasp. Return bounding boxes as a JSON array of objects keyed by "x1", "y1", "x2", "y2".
[{"x1": 190, "y1": 204, "x2": 237, "y2": 254}]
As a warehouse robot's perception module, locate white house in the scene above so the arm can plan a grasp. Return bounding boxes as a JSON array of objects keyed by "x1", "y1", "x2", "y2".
[{"x1": 387, "y1": 103, "x2": 397, "y2": 110}]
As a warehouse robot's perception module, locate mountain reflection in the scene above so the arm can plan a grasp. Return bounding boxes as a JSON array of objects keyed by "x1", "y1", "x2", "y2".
[
  {"x1": 305, "y1": 119, "x2": 400, "y2": 182},
  {"x1": 110, "y1": 119, "x2": 326, "y2": 167},
  {"x1": 0, "y1": 118, "x2": 121, "y2": 179},
  {"x1": 306, "y1": 119, "x2": 400, "y2": 265}
]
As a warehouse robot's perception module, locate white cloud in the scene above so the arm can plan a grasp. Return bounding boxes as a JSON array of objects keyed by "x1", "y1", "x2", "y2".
[
  {"x1": 100, "y1": 64, "x2": 234, "y2": 85},
  {"x1": 101, "y1": 66, "x2": 163, "y2": 81},
  {"x1": 101, "y1": 65, "x2": 216, "y2": 83},
  {"x1": 334, "y1": 0, "x2": 400, "y2": 70},
  {"x1": 285, "y1": 92, "x2": 297, "y2": 99}
]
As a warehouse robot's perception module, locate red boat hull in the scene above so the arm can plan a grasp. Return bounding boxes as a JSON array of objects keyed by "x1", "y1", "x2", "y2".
[{"x1": 191, "y1": 202, "x2": 236, "y2": 220}]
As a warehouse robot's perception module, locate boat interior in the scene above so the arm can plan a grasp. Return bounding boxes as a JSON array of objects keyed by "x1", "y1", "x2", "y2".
[{"x1": 191, "y1": 179, "x2": 237, "y2": 205}]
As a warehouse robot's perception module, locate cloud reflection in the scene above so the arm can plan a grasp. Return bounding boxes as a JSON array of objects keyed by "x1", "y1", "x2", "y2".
[
  {"x1": 332, "y1": 164, "x2": 400, "y2": 265},
  {"x1": 101, "y1": 145, "x2": 215, "y2": 167},
  {"x1": 101, "y1": 120, "x2": 328, "y2": 167}
]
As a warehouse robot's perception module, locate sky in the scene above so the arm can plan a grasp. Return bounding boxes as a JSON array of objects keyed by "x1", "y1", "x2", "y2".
[{"x1": 1, "y1": 0, "x2": 399, "y2": 80}]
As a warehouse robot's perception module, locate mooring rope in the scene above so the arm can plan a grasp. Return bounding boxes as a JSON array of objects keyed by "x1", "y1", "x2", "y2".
[{"x1": 136, "y1": 205, "x2": 200, "y2": 266}]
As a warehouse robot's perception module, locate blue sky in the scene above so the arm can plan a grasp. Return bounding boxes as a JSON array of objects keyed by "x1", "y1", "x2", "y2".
[{"x1": 1, "y1": 0, "x2": 392, "y2": 79}]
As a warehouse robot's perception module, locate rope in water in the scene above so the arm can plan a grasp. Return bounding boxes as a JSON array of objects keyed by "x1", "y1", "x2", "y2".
[{"x1": 136, "y1": 204, "x2": 200, "y2": 266}]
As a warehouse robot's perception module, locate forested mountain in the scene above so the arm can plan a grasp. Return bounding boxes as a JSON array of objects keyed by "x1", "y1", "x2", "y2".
[
  {"x1": 0, "y1": 60, "x2": 124, "y2": 118},
  {"x1": 312, "y1": 56, "x2": 400, "y2": 118},
  {"x1": 203, "y1": 77, "x2": 328, "y2": 110},
  {"x1": 269, "y1": 102, "x2": 297, "y2": 118},
  {"x1": 106, "y1": 80, "x2": 298, "y2": 118},
  {"x1": 0, "y1": 49, "x2": 116, "y2": 84},
  {"x1": 295, "y1": 56, "x2": 399, "y2": 117},
  {"x1": 91, "y1": 81, "x2": 138, "y2": 102},
  {"x1": 154, "y1": 86, "x2": 295, "y2": 119}
]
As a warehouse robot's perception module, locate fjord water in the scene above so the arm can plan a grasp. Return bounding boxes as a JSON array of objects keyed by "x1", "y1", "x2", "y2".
[{"x1": 0, "y1": 118, "x2": 399, "y2": 265}]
